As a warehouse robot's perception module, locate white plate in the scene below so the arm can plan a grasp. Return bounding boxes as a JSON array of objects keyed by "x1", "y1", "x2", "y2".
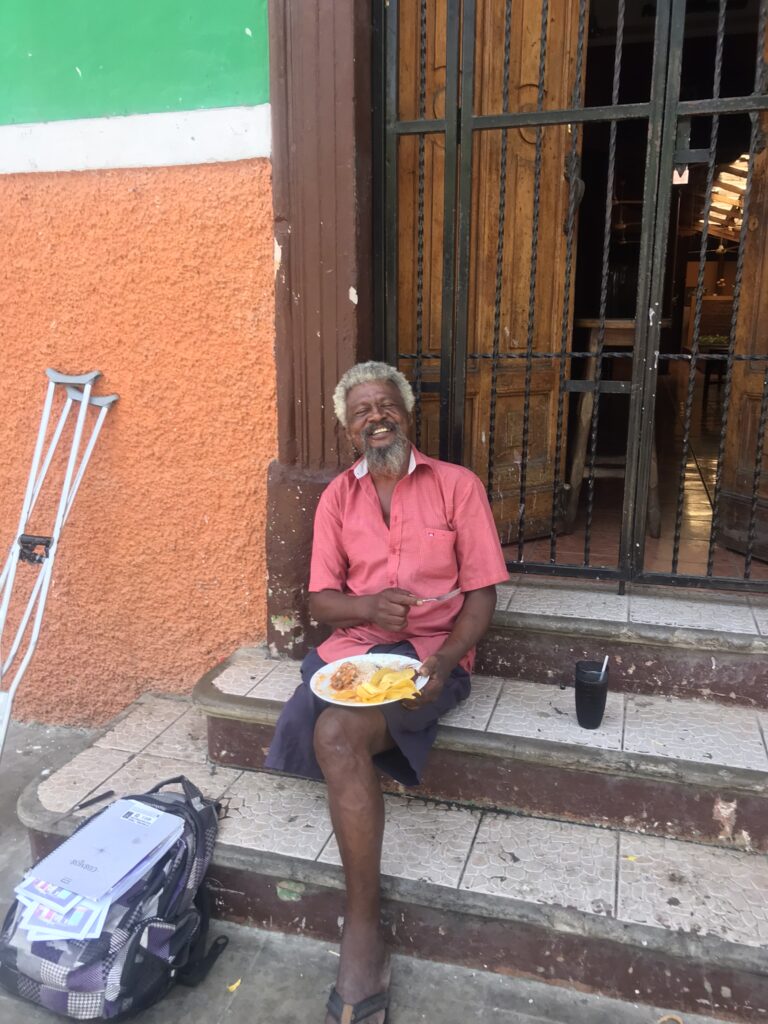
[{"x1": 310, "y1": 653, "x2": 425, "y2": 707}]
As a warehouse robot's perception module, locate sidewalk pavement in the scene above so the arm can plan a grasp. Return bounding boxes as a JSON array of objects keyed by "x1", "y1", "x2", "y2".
[{"x1": 0, "y1": 719, "x2": 724, "y2": 1024}]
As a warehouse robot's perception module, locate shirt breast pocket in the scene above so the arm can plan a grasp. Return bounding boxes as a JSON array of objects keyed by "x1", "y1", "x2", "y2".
[{"x1": 417, "y1": 527, "x2": 458, "y2": 590}]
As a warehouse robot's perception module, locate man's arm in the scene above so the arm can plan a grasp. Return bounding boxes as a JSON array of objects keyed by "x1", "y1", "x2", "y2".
[
  {"x1": 407, "y1": 585, "x2": 496, "y2": 706},
  {"x1": 309, "y1": 588, "x2": 418, "y2": 633}
]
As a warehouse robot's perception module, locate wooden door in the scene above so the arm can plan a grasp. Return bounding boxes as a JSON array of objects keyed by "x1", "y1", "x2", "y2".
[
  {"x1": 396, "y1": 2, "x2": 448, "y2": 459},
  {"x1": 396, "y1": 1, "x2": 587, "y2": 542},
  {"x1": 464, "y1": 1, "x2": 585, "y2": 542},
  {"x1": 720, "y1": 133, "x2": 768, "y2": 559}
]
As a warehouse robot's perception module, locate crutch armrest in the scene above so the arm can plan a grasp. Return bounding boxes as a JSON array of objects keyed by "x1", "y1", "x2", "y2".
[
  {"x1": 65, "y1": 385, "x2": 119, "y2": 407},
  {"x1": 89, "y1": 393, "x2": 119, "y2": 407},
  {"x1": 46, "y1": 368, "x2": 101, "y2": 386}
]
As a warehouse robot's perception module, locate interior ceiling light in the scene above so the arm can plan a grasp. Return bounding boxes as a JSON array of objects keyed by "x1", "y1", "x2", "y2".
[{"x1": 700, "y1": 154, "x2": 749, "y2": 234}]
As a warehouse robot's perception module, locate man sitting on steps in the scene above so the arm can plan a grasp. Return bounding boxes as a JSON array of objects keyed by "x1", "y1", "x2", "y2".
[{"x1": 265, "y1": 360, "x2": 508, "y2": 1024}]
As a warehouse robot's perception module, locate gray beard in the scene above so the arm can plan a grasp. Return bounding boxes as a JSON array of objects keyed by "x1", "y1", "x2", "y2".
[{"x1": 363, "y1": 432, "x2": 410, "y2": 478}]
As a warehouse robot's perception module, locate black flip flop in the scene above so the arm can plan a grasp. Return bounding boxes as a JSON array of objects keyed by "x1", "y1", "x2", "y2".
[{"x1": 326, "y1": 985, "x2": 389, "y2": 1023}]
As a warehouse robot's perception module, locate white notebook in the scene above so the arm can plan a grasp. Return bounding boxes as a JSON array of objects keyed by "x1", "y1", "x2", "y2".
[{"x1": 30, "y1": 799, "x2": 183, "y2": 902}]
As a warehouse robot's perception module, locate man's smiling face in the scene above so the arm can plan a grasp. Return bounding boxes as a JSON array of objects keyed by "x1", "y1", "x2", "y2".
[{"x1": 345, "y1": 379, "x2": 411, "y2": 476}]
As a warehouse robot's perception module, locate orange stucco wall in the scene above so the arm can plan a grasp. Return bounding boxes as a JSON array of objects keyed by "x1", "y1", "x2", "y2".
[{"x1": 0, "y1": 159, "x2": 276, "y2": 725}]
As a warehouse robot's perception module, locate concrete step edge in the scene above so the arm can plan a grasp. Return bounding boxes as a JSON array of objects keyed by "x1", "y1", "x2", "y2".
[
  {"x1": 490, "y1": 607, "x2": 768, "y2": 655},
  {"x1": 16, "y1": 773, "x2": 765, "y2": 984},
  {"x1": 192, "y1": 657, "x2": 768, "y2": 800}
]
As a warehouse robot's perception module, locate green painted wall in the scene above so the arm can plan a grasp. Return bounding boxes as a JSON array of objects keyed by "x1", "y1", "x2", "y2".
[{"x1": 0, "y1": 1, "x2": 269, "y2": 126}]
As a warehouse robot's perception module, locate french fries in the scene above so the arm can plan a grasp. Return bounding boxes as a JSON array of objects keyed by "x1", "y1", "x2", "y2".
[{"x1": 329, "y1": 666, "x2": 421, "y2": 704}]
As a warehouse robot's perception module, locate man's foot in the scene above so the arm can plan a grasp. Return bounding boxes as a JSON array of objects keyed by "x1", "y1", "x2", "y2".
[{"x1": 324, "y1": 925, "x2": 390, "y2": 1024}]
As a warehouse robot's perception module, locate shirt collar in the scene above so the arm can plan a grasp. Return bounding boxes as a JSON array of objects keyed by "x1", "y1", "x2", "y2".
[{"x1": 353, "y1": 446, "x2": 418, "y2": 479}]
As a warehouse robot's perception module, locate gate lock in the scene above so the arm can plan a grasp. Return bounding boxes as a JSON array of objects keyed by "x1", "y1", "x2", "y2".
[{"x1": 673, "y1": 117, "x2": 710, "y2": 182}]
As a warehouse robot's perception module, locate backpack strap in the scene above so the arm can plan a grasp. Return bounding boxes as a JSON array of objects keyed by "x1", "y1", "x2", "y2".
[
  {"x1": 146, "y1": 775, "x2": 204, "y2": 803},
  {"x1": 176, "y1": 884, "x2": 229, "y2": 987}
]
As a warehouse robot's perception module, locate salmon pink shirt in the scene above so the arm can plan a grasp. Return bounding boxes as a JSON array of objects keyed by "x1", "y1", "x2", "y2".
[{"x1": 309, "y1": 447, "x2": 509, "y2": 671}]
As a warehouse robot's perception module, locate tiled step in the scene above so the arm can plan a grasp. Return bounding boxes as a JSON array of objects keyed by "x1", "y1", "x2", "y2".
[
  {"x1": 483, "y1": 578, "x2": 768, "y2": 708},
  {"x1": 17, "y1": 703, "x2": 768, "y2": 1023},
  {"x1": 193, "y1": 647, "x2": 768, "y2": 851}
]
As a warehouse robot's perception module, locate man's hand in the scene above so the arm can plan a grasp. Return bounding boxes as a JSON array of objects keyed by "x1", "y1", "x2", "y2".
[
  {"x1": 399, "y1": 586, "x2": 497, "y2": 711},
  {"x1": 404, "y1": 653, "x2": 452, "y2": 709},
  {"x1": 308, "y1": 587, "x2": 417, "y2": 630},
  {"x1": 365, "y1": 588, "x2": 418, "y2": 632}
]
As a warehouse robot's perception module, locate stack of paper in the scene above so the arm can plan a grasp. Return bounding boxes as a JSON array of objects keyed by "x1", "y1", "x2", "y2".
[{"x1": 14, "y1": 799, "x2": 184, "y2": 942}]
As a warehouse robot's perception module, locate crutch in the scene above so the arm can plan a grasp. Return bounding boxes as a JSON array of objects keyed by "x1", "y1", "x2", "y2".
[{"x1": 0, "y1": 369, "x2": 118, "y2": 759}]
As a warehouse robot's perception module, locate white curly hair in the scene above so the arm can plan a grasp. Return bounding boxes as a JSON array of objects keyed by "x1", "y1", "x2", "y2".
[{"x1": 333, "y1": 361, "x2": 415, "y2": 427}]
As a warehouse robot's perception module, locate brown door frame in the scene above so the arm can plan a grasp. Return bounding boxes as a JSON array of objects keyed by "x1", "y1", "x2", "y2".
[{"x1": 266, "y1": 0, "x2": 374, "y2": 656}]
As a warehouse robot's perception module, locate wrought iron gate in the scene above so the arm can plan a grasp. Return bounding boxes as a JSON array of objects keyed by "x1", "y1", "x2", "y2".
[{"x1": 376, "y1": 0, "x2": 768, "y2": 590}]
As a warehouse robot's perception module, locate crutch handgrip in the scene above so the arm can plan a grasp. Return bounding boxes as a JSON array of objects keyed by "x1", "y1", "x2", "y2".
[
  {"x1": 18, "y1": 535, "x2": 52, "y2": 564},
  {"x1": 46, "y1": 368, "x2": 101, "y2": 386},
  {"x1": 65, "y1": 385, "x2": 119, "y2": 408}
]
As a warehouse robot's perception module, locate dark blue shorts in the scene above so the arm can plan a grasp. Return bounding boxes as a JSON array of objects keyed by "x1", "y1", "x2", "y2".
[{"x1": 264, "y1": 641, "x2": 470, "y2": 787}]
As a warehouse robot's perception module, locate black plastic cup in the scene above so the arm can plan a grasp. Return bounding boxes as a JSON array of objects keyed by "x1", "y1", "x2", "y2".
[{"x1": 574, "y1": 659, "x2": 609, "y2": 729}]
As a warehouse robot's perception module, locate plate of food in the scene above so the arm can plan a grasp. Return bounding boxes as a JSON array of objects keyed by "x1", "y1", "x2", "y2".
[{"x1": 310, "y1": 653, "x2": 426, "y2": 707}]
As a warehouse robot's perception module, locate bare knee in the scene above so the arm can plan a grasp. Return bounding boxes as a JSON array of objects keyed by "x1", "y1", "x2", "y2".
[{"x1": 313, "y1": 710, "x2": 368, "y2": 774}]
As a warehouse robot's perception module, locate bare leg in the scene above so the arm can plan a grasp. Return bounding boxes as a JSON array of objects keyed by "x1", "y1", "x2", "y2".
[{"x1": 314, "y1": 707, "x2": 394, "y2": 1024}]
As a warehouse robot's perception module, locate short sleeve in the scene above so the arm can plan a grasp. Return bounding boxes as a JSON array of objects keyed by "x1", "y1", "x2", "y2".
[
  {"x1": 453, "y1": 473, "x2": 509, "y2": 592},
  {"x1": 308, "y1": 485, "x2": 348, "y2": 592}
]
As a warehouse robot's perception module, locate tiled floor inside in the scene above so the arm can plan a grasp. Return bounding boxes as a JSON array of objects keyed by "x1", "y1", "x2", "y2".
[
  {"x1": 33, "y1": 691, "x2": 768, "y2": 950},
  {"x1": 511, "y1": 370, "x2": 768, "y2": 581}
]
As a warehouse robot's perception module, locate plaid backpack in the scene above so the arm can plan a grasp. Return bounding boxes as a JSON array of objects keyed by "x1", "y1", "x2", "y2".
[{"x1": 0, "y1": 776, "x2": 227, "y2": 1020}]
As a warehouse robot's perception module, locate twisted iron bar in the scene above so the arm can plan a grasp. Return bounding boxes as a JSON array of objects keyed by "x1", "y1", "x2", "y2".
[
  {"x1": 414, "y1": 0, "x2": 428, "y2": 448},
  {"x1": 710, "y1": 127, "x2": 759, "y2": 575},
  {"x1": 550, "y1": 0, "x2": 589, "y2": 563},
  {"x1": 739, "y1": 2, "x2": 768, "y2": 577},
  {"x1": 585, "y1": 0, "x2": 625, "y2": 566},
  {"x1": 487, "y1": 0, "x2": 514, "y2": 504},
  {"x1": 671, "y1": 0, "x2": 726, "y2": 575},
  {"x1": 397, "y1": 350, "x2": 767, "y2": 363},
  {"x1": 746, "y1": 368, "x2": 768, "y2": 578},
  {"x1": 518, "y1": 0, "x2": 550, "y2": 559}
]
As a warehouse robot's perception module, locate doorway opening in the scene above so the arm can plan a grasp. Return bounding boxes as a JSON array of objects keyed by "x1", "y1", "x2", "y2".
[{"x1": 376, "y1": 0, "x2": 768, "y2": 589}]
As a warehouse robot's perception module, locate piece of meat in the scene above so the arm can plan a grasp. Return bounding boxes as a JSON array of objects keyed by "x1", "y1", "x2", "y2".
[{"x1": 330, "y1": 662, "x2": 360, "y2": 691}]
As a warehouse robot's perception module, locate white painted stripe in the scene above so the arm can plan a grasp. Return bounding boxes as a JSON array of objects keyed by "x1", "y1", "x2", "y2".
[{"x1": 0, "y1": 104, "x2": 271, "y2": 174}]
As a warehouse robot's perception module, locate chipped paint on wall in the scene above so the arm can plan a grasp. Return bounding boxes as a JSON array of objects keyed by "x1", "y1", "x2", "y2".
[{"x1": 0, "y1": 0, "x2": 269, "y2": 125}]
